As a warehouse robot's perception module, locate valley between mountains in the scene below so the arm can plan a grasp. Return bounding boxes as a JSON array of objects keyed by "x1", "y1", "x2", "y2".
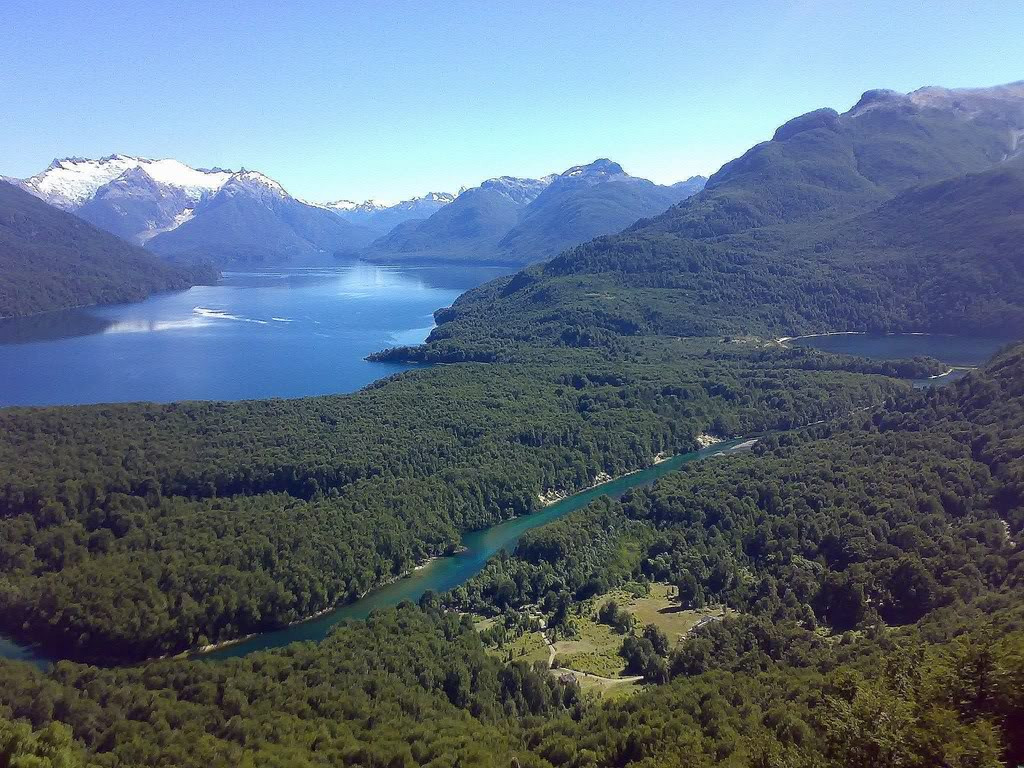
[{"x1": 0, "y1": 80, "x2": 1022, "y2": 768}]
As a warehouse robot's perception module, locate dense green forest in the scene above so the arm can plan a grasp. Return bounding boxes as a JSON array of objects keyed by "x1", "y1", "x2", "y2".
[
  {"x1": 3, "y1": 86, "x2": 1020, "y2": 663},
  {"x1": 0, "y1": 182, "x2": 216, "y2": 318},
  {"x1": 1, "y1": 84, "x2": 1022, "y2": 766},
  {"x1": 0, "y1": 343, "x2": 912, "y2": 661},
  {"x1": 0, "y1": 344, "x2": 1020, "y2": 767},
  {"x1": 457, "y1": 343, "x2": 1024, "y2": 629}
]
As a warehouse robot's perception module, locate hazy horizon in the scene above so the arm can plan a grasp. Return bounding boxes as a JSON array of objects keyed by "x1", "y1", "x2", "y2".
[{"x1": 2, "y1": 0, "x2": 1022, "y2": 202}]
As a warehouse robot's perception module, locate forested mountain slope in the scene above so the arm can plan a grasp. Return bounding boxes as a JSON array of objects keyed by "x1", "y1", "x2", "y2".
[
  {"x1": 0, "y1": 181, "x2": 215, "y2": 318},
  {"x1": 491, "y1": 161, "x2": 701, "y2": 264},
  {"x1": 0, "y1": 341, "x2": 1021, "y2": 768},
  {"x1": 0, "y1": 343, "x2": 909, "y2": 662},
  {"x1": 384, "y1": 90, "x2": 1024, "y2": 362},
  {"x1": 648, "y1": 81, "x2": 1024, "y2": 238}
]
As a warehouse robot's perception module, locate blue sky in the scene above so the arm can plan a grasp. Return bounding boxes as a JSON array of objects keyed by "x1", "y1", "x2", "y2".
[{"x1": 1, "y1": 0, "x2": 1022, "y2": 202}]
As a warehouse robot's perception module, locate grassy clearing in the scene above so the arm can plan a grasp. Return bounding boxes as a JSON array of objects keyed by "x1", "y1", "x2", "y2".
[
  {"x1": 550, "y1": 583, "x2": 734, "y2": 677},
  {"x1": 552, "y1": 619, "x2": 626, "y2": 677},
  {"x1": 480, "y1": 583, "x2": 736, "y2": 698},
  {"x1": 555, "y1": 670, "x2": 646, "y2": 700},
  {"x1": 473, "y1": 616, "x2": 498, "y2": 632},
  {"x1": 485, "y1": 628, "x2": 550, "y2": 665},
  {"x1": 618, "y1": 583, "x2": 732, "y2": 649}
]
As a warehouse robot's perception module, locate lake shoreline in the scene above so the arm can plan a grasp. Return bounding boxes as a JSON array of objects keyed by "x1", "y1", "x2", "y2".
[
  {"x1": 0, "y1": 280, "x2": 214, "y2": 326},
  {"x1": 0, "y1": 264, "x2": 508, "y2": 407},
  {"x1": 777, "y1": 331, "x2": 1015, "y2": 371},
  {"x1": 776, "y1": 330, "x2": 963, "y2": 344}
]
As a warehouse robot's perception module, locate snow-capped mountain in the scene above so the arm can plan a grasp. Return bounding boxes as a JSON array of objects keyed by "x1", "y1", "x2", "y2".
[
  {"x1": 7, "y1": 154, "x2": 706, "y2": 267},
  {"x1": 323, "y1": 198, "x2": 394, "y2": 214},
  {"x1": 75, "y1": 166, "x2": 198, "y2": 244},
  {"x1": 10, "y1": 156, "x2": 377, "y2": 265},
  {"x1": 214, "y1": 170, "x2": 290, "y2": 205},
  {"x1": 11, "y1": 154, "x2": 456, "y2": 253},
  {"x1": 475, "y1": 175, "x2": 556, "y2": 205},
  {"x1": 9, "y1": 155, "x2": 236, "y2": 245},
  {"x1": 13, "y1": 155, "x2": 231, "y2": 212},
  {"x1": 323, "y1": 192, "x2": 456, "y2": 234}
]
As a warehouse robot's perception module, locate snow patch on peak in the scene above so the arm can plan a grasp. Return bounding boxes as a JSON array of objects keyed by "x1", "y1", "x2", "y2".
[
  {"x1": 233, "y1": 169, "x2": 285, "y2": 187},
  {"x1": 477, "y1": 175, "x2": 554, "y2": 204},
  {"x1": 560, "y1": 158, "x2": 627, "y2": 180},
  {"x1": 142, "y1": 159, "x2": 232, "y2": 194},
  {"x1": 139, "y1": 207, "x2": 196, "y2": 243},
  {"x1": 17, "y1": 155, "x2": 235, "y2": 210},
  {"x1": 361, "y1": 198, "x2": 398, "y2": 210},
  {"x1": 224, "y1": 170, "x2": 288, "y2": 196},
  {"x1": 24, "y1": 155, "x2": 141, "y2": 209},
  {"x1": 417, "y1": 191, "x2": 456, "y2": 204},
  {"x1": 322, "y1": 193, "x2": 454, "y2": 214},
  {"x1": 215, "y1": 170, "x2": 292, "y2": 208},
  {"x1": 323, "y1": 199, "x2": 360, "y2": 211}
]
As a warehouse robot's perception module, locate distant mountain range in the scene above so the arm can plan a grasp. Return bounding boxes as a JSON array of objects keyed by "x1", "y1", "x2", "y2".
[
  {"x1": 144, "y1": 171, "x2": 377, "y2": 266},
  {"x1": 0, "y1": 180, "x2": 215, "y2": 318},
  {"x1": 362, "y1": 160, "x2": 706, "y2": 265},
  {"x1": 7, "y1": 155, "x2": 703, "y2": 270},
  {"x1": 7, "y1": 156, "x2": 378, "y2": 266},
  {"x1": 20, "y1": 80, "x2": 1018, "y2": 322},
  {"x1": 323, "y1": 192, "x2": 456, "y2": 234},
  {"x1": 398, "y1": 80, "x2": 1024, "y2": 361}
]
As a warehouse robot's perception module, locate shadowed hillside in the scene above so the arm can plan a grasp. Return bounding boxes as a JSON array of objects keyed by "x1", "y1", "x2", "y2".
[{"x1": 0, "y1": 181, "x2": 215, "y2": 318}]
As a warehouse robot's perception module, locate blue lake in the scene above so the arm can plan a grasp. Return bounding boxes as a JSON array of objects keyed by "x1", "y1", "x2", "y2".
[
  {"x1": 787, "y1": 332, "x2": 1013, "y2": 366},
  {"x1": 0, "y1": 263, "x2": 509, "y2": 407}
]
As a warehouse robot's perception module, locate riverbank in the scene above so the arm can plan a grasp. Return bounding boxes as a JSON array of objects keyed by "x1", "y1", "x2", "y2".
[
  {"x1": 695, "y1": 433, "x2": 724, "y2": 449},
  {"x1": 1, "y1": 437, "x2": 756, "y2": 668},
  {"x1": 192, "y1": 557, "x2": 444, "y2": 659},
  {"x1": 538, "y1": 471, "x2": 613, "y2": 506},
  {"x1": 538, "y1": 436, "x2": 725, "y2": 507}
]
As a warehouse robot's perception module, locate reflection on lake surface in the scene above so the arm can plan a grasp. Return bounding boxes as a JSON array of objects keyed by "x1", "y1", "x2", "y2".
[{"x1": 0, "y1": 263, "x2": 510, "y2": 407}]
